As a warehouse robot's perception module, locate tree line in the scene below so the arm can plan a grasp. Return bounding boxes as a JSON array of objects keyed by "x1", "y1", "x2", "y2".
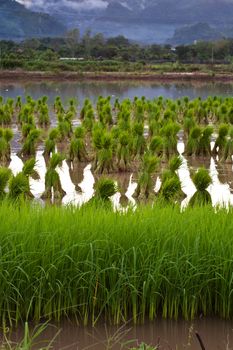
[{"x1": 1, "y1": 29, "x2": 233, "y2": 69}]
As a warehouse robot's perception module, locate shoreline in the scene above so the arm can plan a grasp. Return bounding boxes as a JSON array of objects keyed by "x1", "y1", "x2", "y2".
[{"x1": 1, "y1": 70, "x2": 233, "y2": 82}]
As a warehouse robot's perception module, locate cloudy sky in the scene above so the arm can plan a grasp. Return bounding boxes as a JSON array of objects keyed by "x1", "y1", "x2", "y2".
[{"x1": 16, "y1": 0, "x2": 110, "y2": 10}]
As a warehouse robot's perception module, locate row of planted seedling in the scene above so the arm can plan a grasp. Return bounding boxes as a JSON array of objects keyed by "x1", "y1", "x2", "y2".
[
  {"x1": 0, "y1": 96, "x2": 233, "y2": 164},
  {"x1": 1, "y1": 95, "x2": 233, "y2": 160},
  {"x1": 0, "y1": 152, "x2": 213, "y2": 208},
  {"x1": 2, "y1": 94, "x2": 233, "y2": 125}
]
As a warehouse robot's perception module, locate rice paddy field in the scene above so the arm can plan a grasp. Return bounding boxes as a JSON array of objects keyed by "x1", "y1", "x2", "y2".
[{"x1": 0, "y1": 80, "x2": 233, "y2": 349}]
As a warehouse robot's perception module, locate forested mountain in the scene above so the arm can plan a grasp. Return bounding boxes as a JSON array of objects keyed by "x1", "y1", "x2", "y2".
[
  {"x1": 8, "y1": 0, "x2": 233, "y2": 43},
  {"x1": 0, "y1": 0, "x2": 66, "y2": 40}
]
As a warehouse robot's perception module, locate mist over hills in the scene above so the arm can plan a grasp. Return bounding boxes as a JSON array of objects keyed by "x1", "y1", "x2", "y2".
[
  {"x1": 0, "y1": 0, "x2": 66, "y2": 40},
  {"x1": 3, "y1": 0, "x2": 233, "y2": 43},
  {"x1": 17, "y1": 0, "x2": 233, "y2": 24}
]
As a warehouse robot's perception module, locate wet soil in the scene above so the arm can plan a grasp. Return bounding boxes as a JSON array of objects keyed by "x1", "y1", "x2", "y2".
[{"x1": 1, "y1": 70, "x2": 233, "y2": 82}]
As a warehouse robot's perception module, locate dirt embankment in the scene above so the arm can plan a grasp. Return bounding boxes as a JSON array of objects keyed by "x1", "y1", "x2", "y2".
[{"x1": 1, "y1": 70, "x2": 233, "y2": 82}]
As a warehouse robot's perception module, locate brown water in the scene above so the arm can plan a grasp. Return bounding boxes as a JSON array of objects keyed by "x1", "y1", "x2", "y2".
[{"x1": 4, "y1": 318, "x2": 233, "y2": 350}]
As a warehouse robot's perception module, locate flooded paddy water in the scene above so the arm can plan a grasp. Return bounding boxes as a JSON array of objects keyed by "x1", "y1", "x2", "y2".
[
  {"x1": 1, "y1": 79, "x2": 233, "y2": 209},
  {"x1": 4, "y1": 318, "x2": 233, "y2": 349},
  {"x1": 1, "y1": 79, "x2": 233, "y2": 104},
  {"x1": 1, "y1": 80, "x2": 233, "y2": 349},
  {"x1": 6, "y1": 144, "x2": 233, "y2": 210}
]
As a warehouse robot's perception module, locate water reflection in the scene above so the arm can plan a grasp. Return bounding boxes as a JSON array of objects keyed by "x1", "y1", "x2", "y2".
[
  {"x1": 2, "y1": 81, "x2": 233, "y2": 105},
  {"x1": 7, "y1": 317, "x2": 233, "y2": 350},
  {"x1": 6, "y1": 148, "x2": 233, "y2": 210},
  {"x1": 209, "y1": 158, "x2": 233, "y2": 208},
  {"x1": 62, "y1": 163, "x2": 95, "y2": 206},
  {"x1": 178, "y1": 147, "x2": 233, "y2": 208},
  {"x1": 30, "y1": 151, "x2": 46, "y2": 198}
]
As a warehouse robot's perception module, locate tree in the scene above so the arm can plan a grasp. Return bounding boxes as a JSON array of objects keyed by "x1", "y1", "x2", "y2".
[{"x1": 65, "y1": 28, "x2": 80, "y2": 57}]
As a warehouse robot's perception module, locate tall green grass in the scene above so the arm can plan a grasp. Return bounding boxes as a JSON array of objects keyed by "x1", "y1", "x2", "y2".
[{"x1": 0, "y1": 201, "x2": 233, "y2": 325}]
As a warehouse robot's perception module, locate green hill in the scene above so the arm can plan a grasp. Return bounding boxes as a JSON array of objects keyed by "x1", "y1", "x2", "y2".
[
  {"x1": 0, "y1": 0, "x2": 66, "y2": 40},
  {"x1": 167, "y1": 23, "x2": 224, "y2": 45}
]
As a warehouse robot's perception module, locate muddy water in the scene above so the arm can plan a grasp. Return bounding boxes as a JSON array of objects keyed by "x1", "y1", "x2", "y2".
[
  {"x1": 1, "y1": 80, "x2": 233, "y2": 105},
  {"x1": 4, "y1": 318, "x2": 233, "y2": 350}
]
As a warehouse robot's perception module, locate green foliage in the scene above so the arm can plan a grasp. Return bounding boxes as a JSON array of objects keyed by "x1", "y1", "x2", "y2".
[
  {"x1": 20, "y1": 129, "x2": 41, "y2": 156},
  {"x1": 213, "y1": 124, "x2": 229, "y2": 157},
  {"x1": 42, "y1": 153, "x2": 65, "y2": 199},
  {"x1": 135, "y1": 154, "x2": 159, "y2": 198},
  {"x1": 189, "y1": 168, "x2": 212, "y2": 206},
  {"x1": 168, "y1": 155, "x2": 183, "y2": 173},
  {"x1": 22, "y1": 158, "x2": 38, "y2": 178},
  {"x1": 94, "y1": 177, "x2": 117, "y2": 201},
  {"x1": 0, "y1": 167, "x2": 11, "y2": 198},
  {"x1": 117, "y1": 131, "x2": 131, "y2": 170},
  {"x1": 159, "y1": 176, "x2": 182, "y2": 203},
  {"x1": 69, "y1": 135, "x2": 87, "y2": 162},
  {"x1": 149, "y1": 136, "x2": 163, "y2": 157},
  {"x1": 8, "y1": 172, "x2": 30, "y2": 200},
  {"x1": 0, "y1": 203, "x2": 232, "y2": 325}
]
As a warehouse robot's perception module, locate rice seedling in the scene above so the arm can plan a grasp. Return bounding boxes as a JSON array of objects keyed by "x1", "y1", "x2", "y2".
[
  {"x1": 212, "y1": 124, "x2": 229, "y2": 157},
  {"x1": 94, "y1": 132, "x2": 115, "y2": 174},
  {"x1": 149, "y1": 136, "x2": 164, "y2": 157},
  {"x1": 189, "y1": 167, "x2": 212, "y2": 206},
  {"x1": 223, "y1": 126, "x2": 233, "y2": 162},
  {"x1": 67, "y1": 98, "x2": 77, "y2": 116},
  {"x1": 68, "y1": 126, "x2": 87, "y2": 162},
  {"x1": 21, "y1": 120, "x2": 36, "y2": 140},
  {"x1": 158, "y1": 155, "x2": 184, "y2": 203},
  {"x1": 183, "y1": 114, "x2": 195, "y2": 137},
  {"x1": 20, "y1": 129, "x2": 41, "y2": 157},
  {"x1": 186, "y1": 126, "x2": 202, "y2": 156},
  {"x1": 15, "y1": 96, "x2": 22, "y2": 111},
  {"x1": 158, "y1": 176, "x2": 182, "y2": 204},
  {"x1": 0, "y1": 128, "x2": 13, "y2": 162},
  {"x1": 117, "y1": 131, "x2": 131, "y2": 171},
  {"x1": 91, "y1": 177, "x2": 117, "y2": 207},
  {"x1": 43, "y1": 128, "x2": 60, "y2": 157},
  {"x1": 161, "y1": 122, "x2": 180, "y2": 158},
  {"x1": 42, "y1": 153, "x2": 65, "y2": 199},
  {"x1": 8, "y1": 158, "x2": 39, "y2": 200},
  {"x1": 57, "y1": 113, "x2": 72, "y2": 139},
  {"x1": 134, "y1": 99, "x2": 145, "y2": 122},
  {"x1": 0, "y1": 104, "x2": 12, "y2": 126},
  {"x1": 196, "y1": 126, "x2": 213, "y2": 157},
  {"x1": 0, "y1": 167, "x2": 11, "y2": 198},
  {"x1": 54, "y1": 96, "x2": 65, "y2": 114},
  {"x1": 38, "y1": 103, "x2": 50, "y2": 127},
  {"x1": 134, "y1": 154, "x2": 159, "y2": 198},
  {"x1": 132, "y1": 122, "x2": 146, "y2": 158},
  {"x1": 98, "y1": 98, "x2": 113, "y2": 126}
]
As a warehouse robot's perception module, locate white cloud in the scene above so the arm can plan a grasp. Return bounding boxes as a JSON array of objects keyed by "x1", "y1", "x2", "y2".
[{"x1": 16, "y1": 0, "x2": 109, "y2": 10}]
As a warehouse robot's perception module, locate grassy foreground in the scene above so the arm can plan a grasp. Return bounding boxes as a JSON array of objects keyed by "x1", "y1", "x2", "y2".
[{"x1": 0, "y1": 201, "x2": 233, "y2": 325}]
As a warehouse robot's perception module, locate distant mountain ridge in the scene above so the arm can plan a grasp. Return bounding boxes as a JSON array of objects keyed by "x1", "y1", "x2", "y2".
[
  {"x1": 0, "y1": 0, "x2": 66, "y2": 40},
  {"x1": 7, "y1": 0, "x2": 233, "y2": 44},
  {"x1": 21, "y1": 0, "x2": 233, "y2": 25},
  {"x1": 167, "y1": 23, "x2": 225, "y2": 46}
]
